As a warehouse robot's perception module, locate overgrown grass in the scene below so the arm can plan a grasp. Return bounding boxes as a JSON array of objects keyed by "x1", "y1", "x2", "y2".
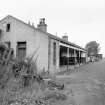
[
  {"x1": 0, "y1": 55, "x2": 44, "y2": 105},
  {"x1": 0, "y1": 46, "x2": 67, "y2": 105}
]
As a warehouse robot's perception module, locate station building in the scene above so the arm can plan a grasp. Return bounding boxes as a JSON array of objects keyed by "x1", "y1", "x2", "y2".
[{"x1": 0, "y1": 15, "x2": 87, "y2": 73}]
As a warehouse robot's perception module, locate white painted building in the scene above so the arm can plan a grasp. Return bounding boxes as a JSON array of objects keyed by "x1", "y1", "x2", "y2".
[{"x1": 0, "y1": 15, "x2": 87, "y2": 73}]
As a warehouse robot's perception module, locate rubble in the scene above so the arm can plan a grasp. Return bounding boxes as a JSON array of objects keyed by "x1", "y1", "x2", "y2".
[
  {"x1": 44, "y1": 91, "x2": 67, "y2": 101},
  {"x1": 47, "y1": 80, "x2": 64, "y2": 90}
]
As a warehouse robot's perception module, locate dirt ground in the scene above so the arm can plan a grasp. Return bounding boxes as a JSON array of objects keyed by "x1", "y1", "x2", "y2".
[
  {"x1": 56, "y1": 59, "x2": 105, "y2": 105},
  {"x1": 0, "y1": 59, "x2": 105, "y2": 105}
]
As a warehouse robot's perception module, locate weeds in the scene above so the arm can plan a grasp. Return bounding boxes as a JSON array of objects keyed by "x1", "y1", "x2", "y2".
[{"x1": 0, "y1": 44, "x2": 66, "y2": 105}]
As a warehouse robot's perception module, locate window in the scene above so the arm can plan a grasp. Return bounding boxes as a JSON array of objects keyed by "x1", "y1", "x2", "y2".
[
  {"x1": 6, "y1": 23, "x2": 10, "y2": 32},
  {"x1": 17, "y1": 42, "x2": 26, "y2": 61},
  {"x1": 53, "y1": 42, "x2": 56, "y2": 65}
]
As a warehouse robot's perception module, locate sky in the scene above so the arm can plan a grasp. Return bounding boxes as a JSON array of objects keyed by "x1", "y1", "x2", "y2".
[{"x1": 0, "y1": 0, "x2": 105, "y2": 56}]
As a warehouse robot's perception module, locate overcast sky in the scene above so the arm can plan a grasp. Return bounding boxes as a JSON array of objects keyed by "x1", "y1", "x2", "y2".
[{"x1": 0, "y1": 0, "x2": 105, "y2": 56}]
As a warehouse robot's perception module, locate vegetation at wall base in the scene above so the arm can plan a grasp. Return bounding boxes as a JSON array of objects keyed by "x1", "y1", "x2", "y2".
[{"x1": 0, "y1": 43, "x2": 66, "y2": 105}]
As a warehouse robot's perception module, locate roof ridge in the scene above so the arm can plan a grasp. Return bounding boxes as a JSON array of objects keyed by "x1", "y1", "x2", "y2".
[{"x1": 0, "y1": 15, "x2": 86, "y2": 51}]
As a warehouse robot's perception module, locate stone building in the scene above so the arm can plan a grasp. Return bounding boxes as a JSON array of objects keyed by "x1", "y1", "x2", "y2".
[{"x1": 0, "y1": 15, "x2": 87, "y2": 73}]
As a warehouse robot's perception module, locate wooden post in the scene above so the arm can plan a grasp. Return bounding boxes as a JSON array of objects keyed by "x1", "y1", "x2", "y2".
[
  {"x1": 74, "y1": 50, "x2": 76, "y2": 65},
  {"x1": 67, "y1": 47, "x2": 69, "y2": 71},
  {"x1": 79, "y1": 51, "x2": 81, "y2": 65}
]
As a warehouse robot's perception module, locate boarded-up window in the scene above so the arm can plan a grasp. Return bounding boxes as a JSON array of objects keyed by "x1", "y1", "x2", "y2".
[
  {"x1": 17, "y1": 42, "x2": 26, "y2": 61},
  {"x1": 53, "y1": 42, "x2": 56, "y2": 65}
]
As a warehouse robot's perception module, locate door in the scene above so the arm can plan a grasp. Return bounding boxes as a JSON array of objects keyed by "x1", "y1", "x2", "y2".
[{"x1": 17, "y1": 42, "x2": 26, "y2": 61}]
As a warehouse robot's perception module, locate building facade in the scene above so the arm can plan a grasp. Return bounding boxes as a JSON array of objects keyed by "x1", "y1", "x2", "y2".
[{"x1": 0, "y1": 15, "x2": 87, "y2": 73}]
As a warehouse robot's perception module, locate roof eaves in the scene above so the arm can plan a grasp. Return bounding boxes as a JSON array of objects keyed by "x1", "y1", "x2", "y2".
[
  {"x1": 44, "y1": 32, "x2": 86, "y2": 51},
  {"x1": 0, "y1": 15, "x2": 86, "y2": 51}
]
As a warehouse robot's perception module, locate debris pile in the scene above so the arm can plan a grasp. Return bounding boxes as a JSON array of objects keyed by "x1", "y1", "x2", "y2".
[{"x1": 47, "y1": 80, "x2": 64, "y2": 90}]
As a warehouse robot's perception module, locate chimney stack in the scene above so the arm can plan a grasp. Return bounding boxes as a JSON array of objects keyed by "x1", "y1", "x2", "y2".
[
  {"x1": 62, "y1": 35, "x2": 68, "y2": 41},
  {"x1": 37, "y1": 18, "x2": 47, "y2": 32}
]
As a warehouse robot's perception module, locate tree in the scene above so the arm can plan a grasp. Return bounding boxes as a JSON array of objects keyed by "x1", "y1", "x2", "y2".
[{"x1": 85, "y1": 41, "x2": 100, "y2": 57}]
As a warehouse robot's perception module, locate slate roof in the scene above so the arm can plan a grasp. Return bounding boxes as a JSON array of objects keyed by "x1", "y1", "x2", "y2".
[{"x1": 0, "y1": 15, "x2": 86, "y2": 52}]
